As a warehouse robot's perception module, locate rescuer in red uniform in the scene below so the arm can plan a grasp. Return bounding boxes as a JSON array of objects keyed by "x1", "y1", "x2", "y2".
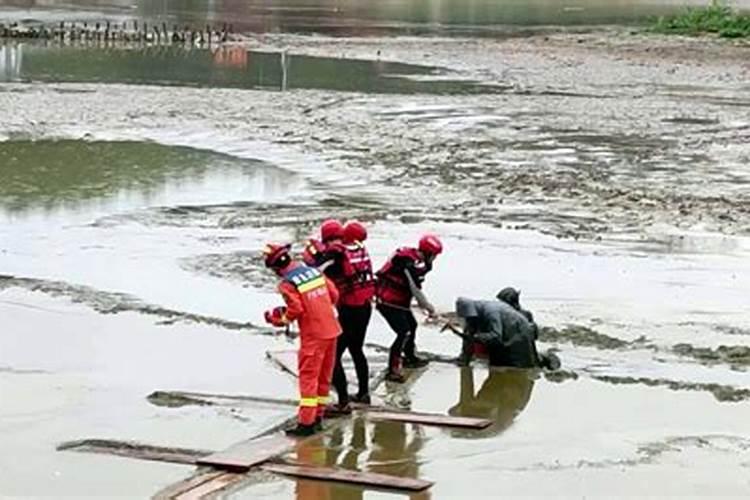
[
  {"x1": 263, "y1": 243, "x2": 341, "y2": 437},
  {"x1": 376, "y1": 234, "x2": 443, "y2": 383},
  {"x1": 303, "y1": 220, "x2": 376, "y2": 410}
]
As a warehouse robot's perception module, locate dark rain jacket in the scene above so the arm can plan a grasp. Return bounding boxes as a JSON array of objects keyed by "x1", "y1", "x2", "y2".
[{"x1": 455, "y1": 297, "x2": 540, "y2": 368}]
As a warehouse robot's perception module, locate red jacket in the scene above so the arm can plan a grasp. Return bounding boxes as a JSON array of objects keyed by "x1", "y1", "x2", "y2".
[
  {"x1": 279, "y1": 262, "x2": 341, "y2": 340},
  {"x1": 375, "y1": 247, "x2": 431, "y2": 307}
]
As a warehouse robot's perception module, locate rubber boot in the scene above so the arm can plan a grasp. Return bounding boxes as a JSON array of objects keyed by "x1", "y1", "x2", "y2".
[
  {"x1": 285, "y1": 423, "x2": 317, "y2": 437},
  {"x1": 324, "y1": 402, "x2": 352, "y2": 418},
  {"x1": 350, "y1": 393, "x2": 371, "y2": 405},
  {"x1": 403, "y1": 356, "x2": 429, "y2": 369}
]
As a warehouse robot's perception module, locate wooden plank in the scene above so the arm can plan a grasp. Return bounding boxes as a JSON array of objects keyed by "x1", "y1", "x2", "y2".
[
  {"x1": 173, "y1": 472, "x2": 245, "y2": 500},
  {"x1": 266, "y1": 349, "x2": 388, "y2": 393},
  {"x1": 152, "y1": 470, "x2": 226, "y2": 500},
  {"x1": 57, "y1": 439, "x2": 210, "y2": 465},
  {"x1": 148, "y1": 390, "x2": 298, "y2": 408},
  {"x1": 195, "y1": 434, "x2": 294, "y2": 471},
  {"x1": 266, "y1": 350, "x2": 299, "y2": 379},
  {"x1": 366, "y1": 410, "x2": 492, "y2": 429},
  {"x1": 261, "y1": 462, "x2": 433, "y2": 492}
]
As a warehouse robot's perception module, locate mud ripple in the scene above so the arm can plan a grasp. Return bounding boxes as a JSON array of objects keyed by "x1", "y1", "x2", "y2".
[
  {"x1": 715, "y1": 324, "x2": 750, "y2": 337},
  {"x1": 93, "y1": 198, "x2": 387, "y2": 233},
  {"x1": 540, "y1": 325, "x2": 750, "y2": 371},
  {"x1": 516, "y1": 434, "x2": 750, "y2": 472},
  {"x1": 539, "y1": 325, "x2": 651, "y2": 350},
  {"x1": 672, "y1": 343, "x2": 750, "y2": 370},
  {"x1": 0, "y1": 274, "x2": 276, "y2": 334},
  {"x1": 180, "y1": 251, "x2": 275, "y2": 291},
  {"x1": 591, "y1": 374, "x2": 750, "y2": 403}
]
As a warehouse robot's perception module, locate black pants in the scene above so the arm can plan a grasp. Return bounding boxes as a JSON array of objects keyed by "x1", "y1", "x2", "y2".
[
  {"x1": 332, "y1": 303, "x2": 372, "y2": 404},
  {"x1": 377, "y1": 304, "x2": 418, "y2": 373}
]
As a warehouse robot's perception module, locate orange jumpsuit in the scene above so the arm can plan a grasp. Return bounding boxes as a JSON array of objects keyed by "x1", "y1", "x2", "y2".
[{"x1": 278, "y1": 262, "x2": 341, "y2": 425}]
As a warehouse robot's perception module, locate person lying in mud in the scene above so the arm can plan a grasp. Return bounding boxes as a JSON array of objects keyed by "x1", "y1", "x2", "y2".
[{"x1": 453, "y1": 288, "x2": 560, "y2": 370}]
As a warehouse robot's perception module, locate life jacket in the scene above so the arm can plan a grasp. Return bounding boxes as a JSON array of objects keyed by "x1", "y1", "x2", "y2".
[
  {"x1": 375, "y1": 247, "x2": 430, "y2": 307},
  {"x1": 337, "y1": 241, "x2": 375, "y2": 306},
  {"x1": 282, "y1": 263, "x2": 340, "y2": 340}
]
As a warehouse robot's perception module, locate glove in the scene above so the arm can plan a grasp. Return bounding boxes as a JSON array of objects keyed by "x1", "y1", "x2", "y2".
[
  {"x1": 302, "y1": 239, "x2": 326, "y2": 267},
  {"x1": 424, "y1": 302, "x2": 437, "y2": 317},
  {"x1": 264, "y1": 306, "x2": 288, "y2": 327}
]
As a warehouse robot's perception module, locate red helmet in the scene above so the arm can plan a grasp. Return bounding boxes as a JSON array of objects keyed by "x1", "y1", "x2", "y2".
[
  {"x1": 320, "y1": 219, "x2": 344, "y2": 242},
  {"x1": 343, "y1": 220, "x2": 367, "y2": 243},
  {"x1": 263, "y1": 243, "x2": 291, "y2": 268},
  {"x1": 418, "y1": 234, "x2": 443, "y2": 256}
]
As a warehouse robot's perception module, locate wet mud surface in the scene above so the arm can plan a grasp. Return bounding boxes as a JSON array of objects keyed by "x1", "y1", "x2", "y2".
[{"x1": 2, "y1": 11, "x2": 750, "y2": 497}]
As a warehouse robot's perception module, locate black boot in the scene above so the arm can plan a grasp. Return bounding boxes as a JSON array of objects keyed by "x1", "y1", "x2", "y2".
[
  {"x1": 403, "y1": 356, "x2": 429, "y2": 369},
  {"x1": 350, "y1": 393, "x2": 371, "y2": 405},
  {"x1": 285, "y1": 423, "x2": 317, "y2": 437},
  {"x1": 324, "y1": 403, "x2": 352, "y2": 418},
  {"x1": 385, "y1": 371, "x2": 406, "y2": 383}
]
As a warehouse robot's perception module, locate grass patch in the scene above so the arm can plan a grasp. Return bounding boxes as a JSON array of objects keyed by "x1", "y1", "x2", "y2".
[{"x1": 651, "y1": 0, "x2": 750, "y2": 38}]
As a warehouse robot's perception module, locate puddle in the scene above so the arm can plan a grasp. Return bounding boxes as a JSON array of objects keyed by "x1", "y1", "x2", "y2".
[
  {"x1": 1, "y1": 42, "x2": 502, "y2": 94},
  {"x1": 232, "y1": 366, "x2": 750, "y2": 498},
  {"x1": 0, "y1": 138, "x2": 297, "y2": 218}
]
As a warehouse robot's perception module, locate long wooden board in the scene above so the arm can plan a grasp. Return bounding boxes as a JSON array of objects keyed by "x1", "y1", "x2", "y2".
[
  {"x1": 172, "y1": 472, "x2": 246, "y2": 500},
  {"x1": 366, "y1": 410, "x2": 492, "y2": 429},
  {"x1": 58, "y1": 439, "x2": 210, "y2": 465},
  {"x1": 261, "y1": 462, "x2": 433, "y2": 492},
  {"x1": 152, "y1": 471, "x2": 226, "y2": 499},
  {"x1": 195, "y1": 434, "x2": 294, "y2": 471}
]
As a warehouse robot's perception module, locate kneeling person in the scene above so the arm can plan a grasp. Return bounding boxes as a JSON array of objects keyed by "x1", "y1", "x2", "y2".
[{"x1": 455, "y1": 290, "x2": 558, "y2": 369}]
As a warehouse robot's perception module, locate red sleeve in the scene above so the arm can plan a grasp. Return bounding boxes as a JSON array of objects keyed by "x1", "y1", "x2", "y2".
[
  {"x1": 326, "y1": 277, "x2": 340, "y2": 305},
  {"x1": 279, "y1": 282, "x2": 304, "y2": 323}
]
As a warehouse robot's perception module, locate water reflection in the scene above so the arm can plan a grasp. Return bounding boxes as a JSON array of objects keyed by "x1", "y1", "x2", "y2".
[
  {"x1": 448, "y1": 367, "x2": 535, "y2": 438},
  {"x1": 291, "y1": 416, "x2": 430, "y2": 499},
  {"x1": 0, "y1": 43, "x2": 22, "y2": 81},
  {"x1": 0, "y1": 139, "x2": 296, "y2": 217},
  {"x1": 0, "y1": 42, "x2": 499, "y2": 94}
]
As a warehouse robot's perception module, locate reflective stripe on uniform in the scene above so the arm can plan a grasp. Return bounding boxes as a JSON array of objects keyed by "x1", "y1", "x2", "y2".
[
  {"x1": 317, "y1": 395, "x2": 330, "y2": 405},
  {"x1": 297, "y1": 276, "x2": 326, "y2": 293},
  {"x1": 300, "y1": 397, "x2": 318, "y2": 407}
]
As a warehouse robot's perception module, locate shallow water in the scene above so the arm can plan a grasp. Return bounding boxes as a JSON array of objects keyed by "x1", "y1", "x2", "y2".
[
  {"x1": 1, "y1": 7, "x2": 750, "y2": 498},
  {"x1": 0, "y1": 138, "x2": 297, "y2": 216},
  {"x1": 1, "y1": 42, "x2": 501, "y2": 94}
]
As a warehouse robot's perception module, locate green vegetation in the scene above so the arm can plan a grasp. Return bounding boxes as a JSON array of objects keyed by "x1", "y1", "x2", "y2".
[{"x1": 651, "y1": 0, "x2": 750, "y2": 38}]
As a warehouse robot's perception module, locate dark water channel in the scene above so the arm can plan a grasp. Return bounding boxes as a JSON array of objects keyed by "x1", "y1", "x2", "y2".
[{"x1": 0, "y1": 42, "x2": 501, "y2": 94}]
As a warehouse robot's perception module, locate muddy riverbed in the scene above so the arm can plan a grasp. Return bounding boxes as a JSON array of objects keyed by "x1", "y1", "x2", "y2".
[{"x1": 2, "y1": 3, "x2": 750, "y2": 497}]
